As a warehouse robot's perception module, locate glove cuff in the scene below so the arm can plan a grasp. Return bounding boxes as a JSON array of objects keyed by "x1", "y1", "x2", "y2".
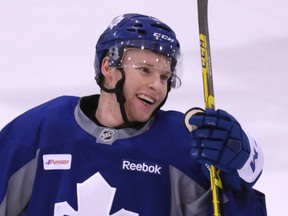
[{"x1": 237, "y1": 134, "x2": 264, "y2": 183}]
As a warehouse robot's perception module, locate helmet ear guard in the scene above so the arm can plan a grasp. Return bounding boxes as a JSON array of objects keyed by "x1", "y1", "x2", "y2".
[{"x1": 108, "y1": 46, "x2": 121, "y2": 65}]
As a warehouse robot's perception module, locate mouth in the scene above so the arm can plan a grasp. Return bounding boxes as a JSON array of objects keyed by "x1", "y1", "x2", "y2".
[{"x1": 136, "y1": 93, "x2": 156, "y2": 105}]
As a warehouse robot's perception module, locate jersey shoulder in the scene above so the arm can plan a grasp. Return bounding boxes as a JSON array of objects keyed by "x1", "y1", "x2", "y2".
[
  {"x1": 154, "y1": 109, "x2": 186, "y2": 133},
  {"x1": 147, "y1": 109, "x2": 191, "y2": 153},
  {"x1": 1, "y1": 96, "x2": 80, "y2": 144}
]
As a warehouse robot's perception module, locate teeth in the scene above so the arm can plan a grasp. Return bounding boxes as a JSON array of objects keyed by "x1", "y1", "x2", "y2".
[{"x1": 137, "y1": 94, "x2": 155, "y2": 104}]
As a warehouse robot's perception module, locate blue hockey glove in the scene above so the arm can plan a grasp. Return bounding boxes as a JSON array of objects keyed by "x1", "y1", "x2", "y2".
[{"x1": 185, "y1": 108, "x2": 251, "y2": 173}]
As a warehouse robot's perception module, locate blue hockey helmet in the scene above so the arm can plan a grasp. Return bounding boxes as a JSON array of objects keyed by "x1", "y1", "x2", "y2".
[{"x1": 94, "y1": 13, "x2": 182, "y2": 88}]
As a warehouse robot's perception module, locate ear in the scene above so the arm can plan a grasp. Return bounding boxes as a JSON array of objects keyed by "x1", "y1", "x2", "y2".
[
  {"x1": 101, "y1": 56, "x2": 120, "y2": 89},
  {"x1": 101, "y1": 56, "x2": 112, "y2": 79}
]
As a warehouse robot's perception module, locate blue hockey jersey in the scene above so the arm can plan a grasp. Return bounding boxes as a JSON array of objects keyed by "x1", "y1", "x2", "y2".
[{"x1": 0, "y1": 95, "x2": 266, "y2": 215}]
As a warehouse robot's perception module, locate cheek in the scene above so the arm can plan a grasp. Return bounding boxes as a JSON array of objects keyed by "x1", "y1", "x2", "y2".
[
  {"x1": 123, "y1": 71, "x2": 168, "y2": 101},
  {"x1": 159, "y1": 88, "x2": 168, "y2": 101},
  {"x1": 123, "y1": 72, "x2": 140, "y2": 90},
  {"x1": 121, "y1": 79, "x2": 136, "y2": 99}
]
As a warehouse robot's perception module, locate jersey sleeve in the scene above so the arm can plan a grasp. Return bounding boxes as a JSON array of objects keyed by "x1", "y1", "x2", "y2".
[
  {"x1": 0, "y1": 116, "x2": 39, "y2": 215},
  {"x1": 221, "y1": 188, "x2": 267, "y2": 216},
  {"x1": 163, "y1": 111, "x2": 267, "y2": 216}
]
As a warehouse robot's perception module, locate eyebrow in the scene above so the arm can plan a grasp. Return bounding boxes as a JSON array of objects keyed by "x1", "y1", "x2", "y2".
[
  {"x1": 135, "y1": 62, "x2": 170, "y2": 69},
  {"x1": 133, "y1": 62, "x2": 154, "y2": 66}
]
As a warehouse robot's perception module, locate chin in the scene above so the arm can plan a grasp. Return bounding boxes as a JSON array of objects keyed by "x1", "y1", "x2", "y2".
[
  {"x1": 136, "y1": 116, "x2": 151, "y2": 123},
  {"x1": 132, "y1": 113, "x2": 153, "y2": 123}
]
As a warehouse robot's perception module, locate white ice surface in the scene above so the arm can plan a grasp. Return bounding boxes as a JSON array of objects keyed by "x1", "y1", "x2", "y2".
[{"x1": 1, "y1": 0, "x2": 288, "y2": 215}]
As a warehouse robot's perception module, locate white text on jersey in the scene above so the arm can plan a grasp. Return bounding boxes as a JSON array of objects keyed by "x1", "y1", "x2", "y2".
[{"x1": 122, "y1": 160, "x2": 162, "y2": 175}]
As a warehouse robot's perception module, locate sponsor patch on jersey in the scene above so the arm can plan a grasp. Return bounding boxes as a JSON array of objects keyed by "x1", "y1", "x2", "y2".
[
  {"x1": 43, "y1": 154, "x2": 72, "y2": 170},
  {"x1": 122, "y1": 159, "x2": 162, "y2": 175}
]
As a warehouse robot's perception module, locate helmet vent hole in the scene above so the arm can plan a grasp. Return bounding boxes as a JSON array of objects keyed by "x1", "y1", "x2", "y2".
[
  {"x1": 127, "y1": 28, "x2": 147, "y2": 35},
  {"x1": 137, "y1": 29, "x2": 147, "y2": 35},
  {"x1": 133, "y1": 23, "x2": 143, "y2": 28},
  {"x1": 151, "y1": 23, "x2": 171, "y2": 33}
]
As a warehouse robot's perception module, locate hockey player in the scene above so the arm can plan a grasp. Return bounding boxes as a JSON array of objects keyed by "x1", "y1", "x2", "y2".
[{"x1": 0, "y1": 13, "x2": 266, "y2": 215}]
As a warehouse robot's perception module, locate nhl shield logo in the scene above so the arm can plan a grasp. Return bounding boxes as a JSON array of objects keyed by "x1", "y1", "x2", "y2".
[{"x1": 99, "y1": 128, "x2": 115, "y2": 142}]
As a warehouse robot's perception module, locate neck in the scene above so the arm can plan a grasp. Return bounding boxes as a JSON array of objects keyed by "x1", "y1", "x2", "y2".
[{"x1": 95, "y1": 92, "x2": 126, "y2": 128}]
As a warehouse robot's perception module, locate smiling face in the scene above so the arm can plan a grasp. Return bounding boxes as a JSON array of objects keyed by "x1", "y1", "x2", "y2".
[
  {"x1": 97, "y1": 48, "x2": 172, "y2": 127},
  {"x1": 120, "y1": 48, "x2": 172, "y2": 123}
]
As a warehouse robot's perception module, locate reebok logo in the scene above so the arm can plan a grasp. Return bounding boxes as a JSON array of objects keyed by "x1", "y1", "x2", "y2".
[
  {"x1": 122, "y1": 159, "x2": 162, "y2": 175},
  {"x1": 43, "y1": 154, "x2": 72, "y2": 170}
]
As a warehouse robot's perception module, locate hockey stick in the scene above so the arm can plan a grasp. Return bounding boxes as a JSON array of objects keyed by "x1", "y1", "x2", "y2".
[{"x1": 197, "y1": 0, "x2": 223, "y2": 215}]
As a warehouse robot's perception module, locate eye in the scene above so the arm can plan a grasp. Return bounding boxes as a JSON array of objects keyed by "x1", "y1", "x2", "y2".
[
  {"x1": 136, "y1": 66, "x2": 152, "y2": 75},
  {"x1": 160, "y1": 72, "x2": 172, "y2": 81}
]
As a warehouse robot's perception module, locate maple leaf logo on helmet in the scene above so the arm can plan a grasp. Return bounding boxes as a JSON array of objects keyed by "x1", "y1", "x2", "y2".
[{"x1": 108, "y1": 14, "x2": 125, "y2": 29}]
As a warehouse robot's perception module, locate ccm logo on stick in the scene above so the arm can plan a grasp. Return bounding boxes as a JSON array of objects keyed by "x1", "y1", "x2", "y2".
[{"x1": 122, "y1": 160, "x2": 162, "y2": 175}]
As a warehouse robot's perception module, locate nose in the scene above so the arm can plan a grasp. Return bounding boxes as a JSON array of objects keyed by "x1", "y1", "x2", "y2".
[{"x1": 147, "y1": 73, "x2": 163, "y2": 90}]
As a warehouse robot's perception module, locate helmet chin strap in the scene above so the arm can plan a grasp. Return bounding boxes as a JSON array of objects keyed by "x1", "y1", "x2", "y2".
[{"x1": 99, "y1": 68, "x2": 135, "y2": 128}]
